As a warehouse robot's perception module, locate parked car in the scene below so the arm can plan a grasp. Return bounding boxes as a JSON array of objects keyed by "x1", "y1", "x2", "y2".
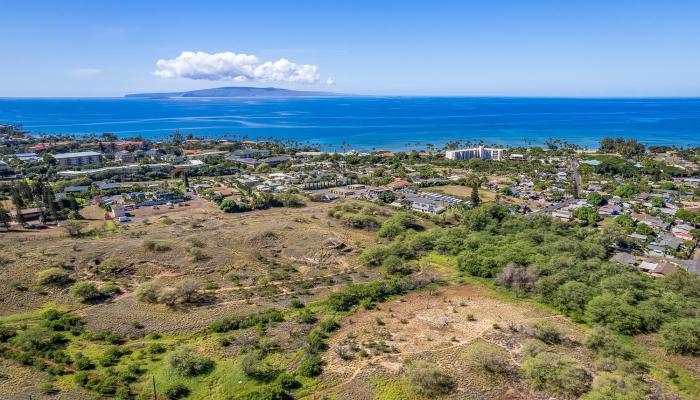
[{"x1": 117, "y1": 216, "x2": 131, "y2": 222}]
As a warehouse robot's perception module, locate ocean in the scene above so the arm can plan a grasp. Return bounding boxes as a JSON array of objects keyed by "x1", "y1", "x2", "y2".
[{"x1": 1, "y1": 96, "x2": 699, "y2": 151}]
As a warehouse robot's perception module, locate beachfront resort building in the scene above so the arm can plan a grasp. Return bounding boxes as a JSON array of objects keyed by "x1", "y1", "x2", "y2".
[
  {"x1": 53, "y1": 151, "x2": 103, "y2": 166},
  {"x1": 445, "y1": 146, "x2": 504, "y2": 161}
]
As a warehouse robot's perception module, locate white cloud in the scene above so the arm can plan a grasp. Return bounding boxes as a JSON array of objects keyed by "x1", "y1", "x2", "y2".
[
  {"x1": 326, "y1": 77, "x2": 335, "y2": 85},
  {"x1": 154, "y1": 51, "x2": 321, "y2": 84},
  {"x1": 67, "y1": 68, "x2": 103, "y2": 77}
]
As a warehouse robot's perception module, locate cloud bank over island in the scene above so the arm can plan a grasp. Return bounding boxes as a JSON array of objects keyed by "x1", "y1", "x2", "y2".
[{"x1": 154, "y1": 51, "x2": 328, "y2": 84}]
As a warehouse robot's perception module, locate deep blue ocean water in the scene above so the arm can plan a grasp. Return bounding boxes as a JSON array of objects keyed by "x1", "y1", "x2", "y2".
[{"x1": 1, "y1": 97, "x2": 699, "y2": 151}]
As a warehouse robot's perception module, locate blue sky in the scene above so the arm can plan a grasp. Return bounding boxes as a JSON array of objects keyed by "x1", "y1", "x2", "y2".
[{"x1": 2, "y1": 0, "x2": 700, "y2": 97}]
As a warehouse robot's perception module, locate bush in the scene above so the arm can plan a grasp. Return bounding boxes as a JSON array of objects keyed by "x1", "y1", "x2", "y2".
[
  {"x1": 164, "y1": 383, "x2": 190, "y2": 399},
  {"x1": 0, "y1": 325, "x2": 16, "y2": 342},
  {"x1": 169, "y1": 347, "x2": 214, "y2": 376},
  {"x1": 473, "y1": 348, "x2": 511, "y2": 374},
  {"x1": 234, "y1": 385, "x2": 292, "y2": 400},
  {"x1": 188, "y1": 247, "x2": 209, "y2": 261},
  {"x1": 358, "y1": 245, "x2": 390, "y2": 267},
  {"x1": 297, "y1": 353, "x2": 323, "y2": 377},
  {"x1": 585, "y1": 326, "x2": 635, "y2": 360},
  {"x1": 531, "y1": 321, "x2": 562, "y2": 345},
  {"x1": 209, "y1": 309, "x2": 284, "y2": 333},
  {"x1": 11, "y1": 325, "x2": 65, "y2": 354},
  {"x1": 406, "y1": 360, "x2": 455, "y2": 397},
  {"x1": 62, "y1": 219, "x2": 84, "y2": 237},
  {"x1": 521, "y1": 352, "x2": 591, "y2": 396},
  {"x1": 73, "y1": 352, "x2": 94, "y2": 370},
  {"x1": 241, "y1": 350, "x2": 280, "y2": 381},
  {"x1": 289, "y1": 299, "x2": 304, "y2": 309},
  {"x1": 659, "y1": 318, "x2": 700, "y2": 355},
  {"x1": 99, "y1": 346, "x2": 130, "y2": 367},
  {"x1": 70, "y1": 282, "x2": 101, "y2": 302},
  {"x1": 35, "y1": 268, "x2": 71, "y2": 286},
  {"x1": 142, "y1": 240, "x2": 172, "y2": 252},
  {"x1": 136, "y1": 280, "x2": 209, "y2": 306},
  {"x1": 135, "y1": 282, "x2": 161, "y2": 303},
  {"x1": 99, "y1": 281, "x2": 121, "y2": 297},
  {"x1": 585, "y1": 373, "x2": 651, "y2": 400},
  {"x1": 378, "y1": 213, "x2": 420, "y2": 240}
]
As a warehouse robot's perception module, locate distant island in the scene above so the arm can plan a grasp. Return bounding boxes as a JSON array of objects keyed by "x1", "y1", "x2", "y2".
[{"x1": 125, "y1": 86, "x2": 343, "y2": 98}]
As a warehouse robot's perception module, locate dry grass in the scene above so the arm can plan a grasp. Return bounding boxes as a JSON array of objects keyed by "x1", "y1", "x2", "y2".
[
  {"x1": 316, "y1": 284, "x2": 592, "y2": 400},
  {"x1": 0, "y1": 201, "x2": 378, "y2": 335}
]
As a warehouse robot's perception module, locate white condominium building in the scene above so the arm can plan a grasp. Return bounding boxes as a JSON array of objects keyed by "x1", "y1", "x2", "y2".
[{"x1": 445, "y1": 146, "x2": 504, "y2": 161}]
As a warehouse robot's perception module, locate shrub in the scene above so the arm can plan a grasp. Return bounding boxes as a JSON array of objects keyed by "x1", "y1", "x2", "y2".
[
  {"x1": 659, "y1": 318, "x2": 700, "y2": 355},
  {"x1": 378, "y1": 213, "x2": 420, "y2": 240},
  {"x1": 241, "y1": 350, "x2": 280, "y2": 381},
  {"x1": 521, "y1": 352, "x2": 591, "y2": 396},
  {"x1": 299, "y1": 309, "x2": 317, "y2": 324},
  {"x1": 187, "y1": 237, "x2": 206, "y2": 248},
  {"x1": 73, "y1": 352, "x2": 94, "y2": 370},
  {"x1": 99, "y1": 281, "x2": 121, "y2": 297},
  {"x1": 11, "y1": 325, "x2": 65, "y2": 354},
  {"x1": 135, "y1": 282, "x2": 161, "y2": 303},
  {"x1": 406, "y1": 360, "x2": 456, "y2": 397},
  {"x1": 94, "y1": 257, "x2": 126, "y2": 278},
  {"x1": 531, "y1": 321, "x2": 562, "y2": 345},
  {"x1": 147, "y1": 343, "x2": 167, "y2": 355},
  {"x1": 0, "y1": 325, "x2": 16, "y2": 342},
  {"x1": 62, "y1": 219, "x2": 84, "y2": 237},
  {"x1": 234, "y1": 385, "x2": 292, "y2": 400},
  {"x1": 495, "y1": 264, "x2": 538, "y2": 295},
  {"x1": 290, "y1": 299, "x2": 304, "y2": 309},
  {"x1": 70, "y1": 282, "x2": 101, "y2": 302},
  {"x1": 99, "y1": 346, "x2": 131, "y2": 367},
  {"x1": 169, "y1": 347, "x2": 215, "y2": 377},
  {"x1": 209, "y1": 309, "x2": 284, "y2": 333},
  {"x1": 297, "y1": 353, "x2": 323, "y2": 377},
  {"x1": 473, "y1": 348, "x2": 511, "y2": 374},
  {"x1": 142, "y1": 240, "x2": 172, "y2": 252},
  {"x1": 585, "y1": 373, "x2": 651, "y2": 400},
  {"x1": 35, "y1": 268, "x2": 71, "y2": 286},
  {"x1": 156, "y1": 280, "x2": 204, "y2": 306},
  {"x1": 164, "y1": 383, "x2": 190, "y2": 399},
  {"x1": 188, "y1": 247, "x2": 209, "y2": 261},
  {"x1": 585, "y1": 326, "x2": 635, "y2": 360},
  {"x1": 358, "y1": 245, "x2": 390, "y2": 267}
]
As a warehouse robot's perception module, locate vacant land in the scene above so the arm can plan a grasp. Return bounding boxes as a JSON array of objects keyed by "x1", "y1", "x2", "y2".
[
  {"x1": 422, "y1": 185, "x2": 497, "y2": 202},
  {"x1": 315, "y1": 284, "x2": 583, "y2": 399},
  {"x1": 1, "y1": 199, "x2": 698, "y2": 399},
  {"x1": 0, "y1": 201, "x2": 378, "y2": 328}
]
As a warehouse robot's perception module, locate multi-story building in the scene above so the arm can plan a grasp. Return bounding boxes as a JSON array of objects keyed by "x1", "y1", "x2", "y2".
[
  {"x1": 445, "y1": 146, "x2": 504, "y2": 161},
  {"x1": 53, "y1": 151, "x2": 103, "y2": 166}
]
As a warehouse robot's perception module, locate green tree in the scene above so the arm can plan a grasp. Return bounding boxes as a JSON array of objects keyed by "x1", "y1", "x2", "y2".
[
  {"x1": 614, "y1": 214, "x2": 635, "y2": 229},
  {"x1": 585, "y1": 293, "x2": 643, "y2": 334},
  {"x1": 659, "y1": 318, "x2": 700, "y2": 355},
  {"x1": 554, "y1": 281, "x2": 593, "y2": 317},
  {"x1": 573, "y1": 206, "x2": 603, "y2": 226},
  {"x1": 587, "y1": 192, "x2": 607, "y2": 207},
  {"x1": 377, "y1": 190, "x2": 396, "y2": 204},
  {"x1": 470, "y1": 182, "x2": 481, "y2": 206}
]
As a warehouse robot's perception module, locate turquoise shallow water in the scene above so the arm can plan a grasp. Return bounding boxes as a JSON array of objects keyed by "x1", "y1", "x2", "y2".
[{"x1": 1, "y1": 96, "x2": 699, "y2": 150}]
